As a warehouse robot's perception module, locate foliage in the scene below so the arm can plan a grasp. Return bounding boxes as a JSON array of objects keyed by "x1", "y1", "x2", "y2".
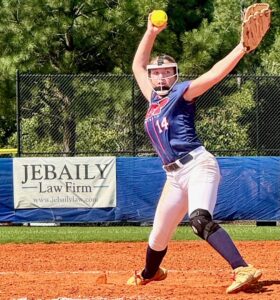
[
  {"x1": 0, "y1": 0, "x2": 164, "y2": 148},
  {"x1": 0, "y1": 0, "x2": 279, "y2": 152},
  {"x1": 196, "y1": 79, "x2": 256, "y2": 153},
  {"x1": 75, "y1": 76, "x2": 135, "y2": 154},
  {"x1": 179, "y1": 0, "x2": 278, "y2": 75},
  {"x1": 13, "y1": 74, "x2": 135, "y2": 155}
]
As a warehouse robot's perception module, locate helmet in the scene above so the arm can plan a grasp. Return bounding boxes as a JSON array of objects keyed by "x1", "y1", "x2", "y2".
[{"x1": 147, "y1": 55, "x2": 178, "y2": 96}]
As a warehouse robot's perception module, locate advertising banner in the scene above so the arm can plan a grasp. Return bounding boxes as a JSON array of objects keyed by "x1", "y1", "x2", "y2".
[{"x1": 13, "y1": 157, "x2": 116, "y2": 209}]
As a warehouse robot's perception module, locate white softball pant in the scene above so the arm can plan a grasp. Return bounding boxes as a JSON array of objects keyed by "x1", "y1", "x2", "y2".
[{"x1": 148, "y1": 147, "x2": 221, "y2": 251}]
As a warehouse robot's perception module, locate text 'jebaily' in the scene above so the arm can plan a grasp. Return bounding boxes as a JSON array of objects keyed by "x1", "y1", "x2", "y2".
[{"x1": 21, "y1": 163, "x2": 110, "y2": 184}]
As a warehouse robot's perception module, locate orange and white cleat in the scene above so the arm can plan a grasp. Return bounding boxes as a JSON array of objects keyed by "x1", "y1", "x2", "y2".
[
  {"x1": 127, "y1": 267, "x2": 168, "y2": 286},
  {"x1": 226, "y1": 265, "x2": 262, "y2": 294}
]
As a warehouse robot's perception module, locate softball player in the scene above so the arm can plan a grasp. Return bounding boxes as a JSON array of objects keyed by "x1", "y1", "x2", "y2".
[{"x1": 127, "y1": 12, "x2": 264, "y2": 294}]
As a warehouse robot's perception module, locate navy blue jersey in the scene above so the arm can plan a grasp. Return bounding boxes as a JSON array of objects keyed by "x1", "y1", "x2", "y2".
[{"x1": 144, "y1": 81, "x2": 202, "y2": 164}]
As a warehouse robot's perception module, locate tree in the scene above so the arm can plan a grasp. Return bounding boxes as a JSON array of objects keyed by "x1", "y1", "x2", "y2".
[
  {"x1": 0, "y1": 0, "x2": 169, "y2": 152},
  {"x1": 179, "y1": 0, "x2": 278, "y2": 75},
  {"x1": 0, "y1": 0, "x2": 279, "y2": 155},
  {"x1": 196, "y1": 78, "x2": 257, "y2": 155}
]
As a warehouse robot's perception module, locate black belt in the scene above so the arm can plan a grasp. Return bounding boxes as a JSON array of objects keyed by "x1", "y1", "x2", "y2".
[{"x1": 163, "y1": 153, "x2": 193, "y2": 172}]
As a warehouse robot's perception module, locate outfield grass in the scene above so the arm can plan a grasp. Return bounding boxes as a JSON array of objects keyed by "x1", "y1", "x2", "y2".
[{"x1": 0, "y1": 224, "x2": 280, "y2": 244}]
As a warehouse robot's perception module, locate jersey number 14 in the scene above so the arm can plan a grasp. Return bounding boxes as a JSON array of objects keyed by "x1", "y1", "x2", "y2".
[{"x1": 156, "y1": 117, "x2": 169, "y2": 133}]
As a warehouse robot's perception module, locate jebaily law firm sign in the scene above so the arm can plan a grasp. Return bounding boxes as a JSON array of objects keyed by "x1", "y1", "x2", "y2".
[{"x1": 13, "y1": 157, "x2": 116, "y2": 209}]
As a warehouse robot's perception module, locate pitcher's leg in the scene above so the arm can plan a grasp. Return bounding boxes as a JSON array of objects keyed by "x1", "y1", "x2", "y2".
[
  {"x1": 142, "y1": 180, "x2": 188, "y2": 279},
  {"x1": 148, "y1": 180, "x2": 188, "y2": 251},
  {"x1": 188, "y1": 154, "x2": 247, "y2": 269},
  {"x1": 186, "y1": 153, "x2": 262, "y2": 293}
]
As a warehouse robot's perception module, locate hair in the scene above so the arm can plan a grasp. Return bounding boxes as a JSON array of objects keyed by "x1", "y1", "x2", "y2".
[{"x1": 150, "y1": 54, "x2": 176, "y2": 65}]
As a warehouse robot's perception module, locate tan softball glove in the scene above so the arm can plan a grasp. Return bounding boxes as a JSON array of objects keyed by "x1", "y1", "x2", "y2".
[{"x1": 241, "y1": 3, "x2": 271, "y2": 53}]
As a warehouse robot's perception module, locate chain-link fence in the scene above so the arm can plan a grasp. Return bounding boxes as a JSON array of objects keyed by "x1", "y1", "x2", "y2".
[{"x1": 17, "y1": 72, "x2": 280, "y2": 157}]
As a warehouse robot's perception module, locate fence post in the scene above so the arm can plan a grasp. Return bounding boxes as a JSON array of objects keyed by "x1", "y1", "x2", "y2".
[
  {"x1": 255, "y1": 76, "x2": 260, "y2": 156},
  {"x1": 132, "y1": 75, "x2": 136, "y2": 156},
  {"x1": 16, "y1": 70, "x2": 21, "y2": 157}
]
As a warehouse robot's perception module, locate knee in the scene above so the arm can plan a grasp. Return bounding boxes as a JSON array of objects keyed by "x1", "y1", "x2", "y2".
[{"x1": 189, "y1": 209, "x2": 220, "y2": 240}]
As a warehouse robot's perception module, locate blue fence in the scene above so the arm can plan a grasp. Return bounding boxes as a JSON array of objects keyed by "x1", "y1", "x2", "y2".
[{"x1": 1, "y1": 157, "x2": 280, "y2": 223}]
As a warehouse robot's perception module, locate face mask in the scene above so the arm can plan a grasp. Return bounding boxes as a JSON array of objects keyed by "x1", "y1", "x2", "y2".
[{"x1": 147, "y1": 62, "x2": 178, "y2": 96}]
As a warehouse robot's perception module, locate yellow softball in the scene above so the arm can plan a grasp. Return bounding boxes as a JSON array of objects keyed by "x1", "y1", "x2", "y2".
[{"x1": 151, "y1": 10, "x2": 168, "y2": 27}]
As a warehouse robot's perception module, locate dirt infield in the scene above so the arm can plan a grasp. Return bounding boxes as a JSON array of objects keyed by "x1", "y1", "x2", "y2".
[{"x1": 0, "y1": 241, "x2": 279, "y2": 300}]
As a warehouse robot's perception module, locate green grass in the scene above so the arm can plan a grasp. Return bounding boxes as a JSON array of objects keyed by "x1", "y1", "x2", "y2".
[{"x1": 0, "y1": 224, "x2": 280, "y2": 244}]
